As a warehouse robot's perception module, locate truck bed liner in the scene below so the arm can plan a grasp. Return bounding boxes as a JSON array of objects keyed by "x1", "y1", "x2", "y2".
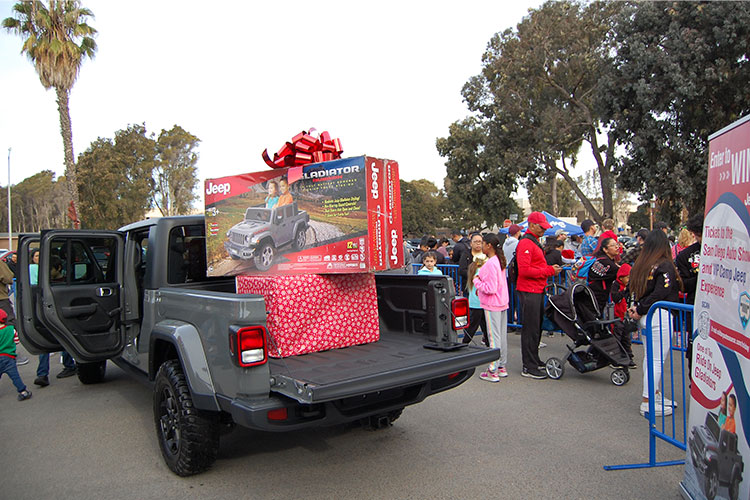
[{"x1": 269, "y1": 332, "x2": 498, "y2": 404}]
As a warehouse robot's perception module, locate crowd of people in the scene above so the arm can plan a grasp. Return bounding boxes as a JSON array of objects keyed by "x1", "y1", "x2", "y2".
[{"x1": 407, "y1": 211, "x2": 704, "y2": 417}]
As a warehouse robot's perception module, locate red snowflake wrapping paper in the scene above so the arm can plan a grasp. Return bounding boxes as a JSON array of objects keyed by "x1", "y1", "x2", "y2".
[{"x1": 236, "y1": 273, "x2": 380, "y2": 358}]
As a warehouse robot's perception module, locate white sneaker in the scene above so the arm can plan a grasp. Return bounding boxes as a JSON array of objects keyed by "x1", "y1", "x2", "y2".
[
  {"x1": 639, "y1": 401, "x2": 673, "y2": 417},
  {"x1": 538, "y1": 341, "x2": 547, "y2": 348},
  {"x1": 655, "y1": 393, "x2": 677, "y2": 408}
]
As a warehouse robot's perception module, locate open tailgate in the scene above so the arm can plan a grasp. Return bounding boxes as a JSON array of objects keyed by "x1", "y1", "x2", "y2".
[{"x1": 269, "y1": 332, "x2": 499, "y2": 404}]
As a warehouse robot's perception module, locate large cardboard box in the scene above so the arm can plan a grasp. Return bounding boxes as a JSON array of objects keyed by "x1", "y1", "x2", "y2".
[
  {"x1": 236, "y1": 273, "x2": 379, "y2": 357},
  {"x1": 204, "y1": 156, "x2": 403, "y2": 276}
]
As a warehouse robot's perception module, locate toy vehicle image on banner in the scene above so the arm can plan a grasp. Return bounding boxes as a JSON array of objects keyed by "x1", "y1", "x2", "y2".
[
  {"x1": 224, "y1": 203, "x2": 310, "y2": 271},
  {"x1": 204, "y1": 155, "x2": 403, "y2": 276}
]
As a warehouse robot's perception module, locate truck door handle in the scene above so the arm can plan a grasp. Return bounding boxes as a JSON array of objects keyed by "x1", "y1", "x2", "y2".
[
  {"x1": 61, "y1": 304, "x2": 98, "y2": 317},
  {"x1": 96, "y1": 287, "x2": 114, "y2": 297}
]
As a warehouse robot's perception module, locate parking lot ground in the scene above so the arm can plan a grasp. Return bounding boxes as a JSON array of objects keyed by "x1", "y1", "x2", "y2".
[{"x1": 1, "y1": 332, "x2": 686, "y2": 499}]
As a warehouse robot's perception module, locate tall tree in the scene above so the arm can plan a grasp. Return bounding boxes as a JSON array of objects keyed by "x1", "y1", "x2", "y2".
[
  {"x1": 76, "y1": 124, "x2": 155, "y2": 229},
  {"x1": 436, "y1": 117, "x2": 524, "y2": 227},
  {"x1": 604, "y1": 2, "x2": 750, "y2": 224},
  {"x1": 3, "y1": 0, "x2": 97, "y2": 227},
  {"x1": 400, "y1": 179, "x2": 446, "y2": 236},
  {"x1": 153, "y1": 125, "x2": 200, "y2": 216},
  {"x1": 443, "y1": 0, "x2": 622, "y2": 223},
  {"x1": 528, "y1": 176, "x2": 577, "y2": 216}
]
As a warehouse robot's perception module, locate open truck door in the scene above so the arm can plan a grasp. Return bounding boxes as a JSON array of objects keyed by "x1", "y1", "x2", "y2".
[
  {"x1": 16, "y1": 234, "x2": 63, "y2": 354},
  {"x1": 29, "y1": 230, "x2": 126, "y2": 363}
]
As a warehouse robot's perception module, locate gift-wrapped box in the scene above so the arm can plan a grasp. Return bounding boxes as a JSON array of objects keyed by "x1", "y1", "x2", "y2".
[
  {"x1": 236, "y1": 273, "x2": 379, "y2": 358},
  {"x1": 205, "y1": 155, "x2": 403, "y2": 277}
]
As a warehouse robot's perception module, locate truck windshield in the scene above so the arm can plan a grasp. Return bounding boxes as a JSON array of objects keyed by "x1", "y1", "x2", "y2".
[
  {"x1": 706, "y1": 412, "x2": 720, "y2": 440},
  {"x1": 244, "y1": 208, "x2": 270, "y2": 222}
]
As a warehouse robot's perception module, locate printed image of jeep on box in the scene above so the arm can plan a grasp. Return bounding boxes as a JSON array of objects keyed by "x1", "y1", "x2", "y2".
[{"x1": 204, "y1": 156, "x2": 403, "y2": 276}]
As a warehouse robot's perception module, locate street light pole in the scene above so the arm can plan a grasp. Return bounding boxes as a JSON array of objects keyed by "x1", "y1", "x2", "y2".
[{"x1": 7, "y1": 148, "x2": 11, "y2": 251}]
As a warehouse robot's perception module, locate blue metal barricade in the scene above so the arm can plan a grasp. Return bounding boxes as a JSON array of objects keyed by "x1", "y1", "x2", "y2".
[
  {"x1": 604, "y1": 300, "x2": 693, "y2": 471},
  {"x1": 508, "y1": 266, "x2": 571, "y2": 332},
  {"x1": 410, "y1": 263, "x2": 462, "y2": 293}
]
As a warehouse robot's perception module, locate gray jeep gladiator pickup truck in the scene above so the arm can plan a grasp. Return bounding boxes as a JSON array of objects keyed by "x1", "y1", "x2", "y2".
[
  {"x1": 224, "y1": 202, "x2": 309, "y2": 271},
  {"x1": 16, "y1": 216, "x2": 498, "y2": 476}
]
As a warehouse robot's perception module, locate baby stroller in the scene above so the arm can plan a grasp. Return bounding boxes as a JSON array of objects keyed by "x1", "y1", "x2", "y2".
[{"x1": 543, "y1": 282, "x2": 632, "y2": 386}]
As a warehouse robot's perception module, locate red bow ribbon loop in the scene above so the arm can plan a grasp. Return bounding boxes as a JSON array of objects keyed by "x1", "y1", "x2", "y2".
[{"x1": 262, "y1": 129, "x2": 344, "y2": 169}]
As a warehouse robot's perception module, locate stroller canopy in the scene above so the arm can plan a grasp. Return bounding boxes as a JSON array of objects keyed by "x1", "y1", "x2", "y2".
[{"x1": 547, "y1": 282, "x2": 600, "y2": 324}]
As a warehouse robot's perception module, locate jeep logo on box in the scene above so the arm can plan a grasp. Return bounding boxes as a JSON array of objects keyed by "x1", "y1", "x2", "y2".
[
  {"x1": 206, "y1": 182, "x2": 231, "y2": 195},
  {"x1": 370, "y1": 162, "x2": 379, "y2": 199}
]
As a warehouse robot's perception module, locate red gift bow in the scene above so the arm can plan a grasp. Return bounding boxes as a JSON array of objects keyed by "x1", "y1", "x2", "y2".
[{"x1": 262, "y1": 129, "x2": 344, "y2": 169}]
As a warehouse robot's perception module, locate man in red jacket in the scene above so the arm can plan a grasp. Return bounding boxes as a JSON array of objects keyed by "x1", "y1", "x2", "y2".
[{"x1": 517, "y1": 212, "x2": 562, "y2": 379}]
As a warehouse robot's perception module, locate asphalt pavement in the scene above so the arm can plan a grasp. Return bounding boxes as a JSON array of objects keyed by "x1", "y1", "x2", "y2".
[{"x1": 1, "y1": 332, "x2": 687, "y2": 500}]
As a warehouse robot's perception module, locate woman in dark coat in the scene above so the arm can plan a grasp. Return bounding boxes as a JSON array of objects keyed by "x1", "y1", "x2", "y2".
[{"x1": 587, "y1": 237, "x2": 620, "y2": 313}]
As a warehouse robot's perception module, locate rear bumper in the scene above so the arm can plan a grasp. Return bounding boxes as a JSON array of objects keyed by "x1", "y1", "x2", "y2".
[{"x1": 218, "y1": 368, "x2": 474, "y2": 432}]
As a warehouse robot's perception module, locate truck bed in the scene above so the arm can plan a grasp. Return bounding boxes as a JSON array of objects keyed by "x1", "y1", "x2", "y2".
[{"x1": 269, "y1": 332, "x2": 497, "y2": 404}]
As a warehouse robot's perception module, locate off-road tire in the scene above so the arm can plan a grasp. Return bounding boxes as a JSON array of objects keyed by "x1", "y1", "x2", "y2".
[
  {"x1": 704, "y1": 465, "x2": 718, "y2": 500},
  {"x1": 77, "y1": 360, "x2": 107, "y2": 384},
  {"x1": 253, "y1": 241, "x2": 274, "y2": 272},
  {"x1": 729, "y1": 472, "x2": 740, "y2": 500},
  {"x1": 293, "y1": 225, "x2": 306, "y2": 251},
  {"x1": 154, "y1": 359, "x2": 219, "y2": 476}
]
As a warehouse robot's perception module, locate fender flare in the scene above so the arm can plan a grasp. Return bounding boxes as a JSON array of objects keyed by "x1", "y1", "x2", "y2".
[{"x1": 149, "y1": 321, "x2": 220, "y2": 412}]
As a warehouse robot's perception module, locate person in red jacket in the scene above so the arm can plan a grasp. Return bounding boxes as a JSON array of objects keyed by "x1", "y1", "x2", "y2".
[{"x1": 516, "y1": 212, "x2": 562, "y2": 379}]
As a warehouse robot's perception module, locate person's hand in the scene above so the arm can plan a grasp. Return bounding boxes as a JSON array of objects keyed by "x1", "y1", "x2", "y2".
[
  {"x1": 628, "y1": 305, "x2": 641, "y2": 320},
  {"x1": 552, "y1": 264, "x2": 562, "y2": 275}
]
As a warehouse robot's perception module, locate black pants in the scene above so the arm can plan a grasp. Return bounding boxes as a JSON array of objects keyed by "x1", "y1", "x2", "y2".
[
  {"x1": 463, "y1": 307, "x2": 488, "y2": 344},
  {"x1": 612, "y1": 320, "x2": 633, "y2": 357},
  {"x1": 519, "y1": 291, "x2": 544, "y2": 370}
]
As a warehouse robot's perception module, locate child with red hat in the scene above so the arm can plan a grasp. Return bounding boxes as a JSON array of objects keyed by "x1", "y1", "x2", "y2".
[
  {"x1": 610, "y1": 263, "x2": 636, "y2": 367},
  {"x1": 0, "y1": 308, "x2": 32, "y2": 401}
]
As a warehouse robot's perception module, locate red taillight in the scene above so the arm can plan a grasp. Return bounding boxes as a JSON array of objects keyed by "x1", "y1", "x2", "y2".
[
  {"x1": 452, "y1": 297, "x2": 469, "y2": 330},
  {"x1": 267, "y1": 408, "x2": 288, "y2": 421},
  {"x1": 229, "y1": 326, "x2": 268, "y2": 367}
]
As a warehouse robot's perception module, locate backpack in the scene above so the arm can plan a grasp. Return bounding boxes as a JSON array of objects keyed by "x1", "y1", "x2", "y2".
[
  {"x1": 572, "y1": 255, "x2": 596, "y2": 280},
  {"x1": 508, "y1": 234, "x2": 543, "y2": 285}
]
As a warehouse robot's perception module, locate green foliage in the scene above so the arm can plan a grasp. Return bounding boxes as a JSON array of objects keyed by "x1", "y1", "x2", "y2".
[
  {"x1": 441, "y1": 0, "x2": 623, "y2": 223},
  {"x1": 400, "y1": 179, "x2": 447, "y2": 235},
  {"x1": 0, "y1": 170, "x2": 68, "y2": 232},
  {"x1": 627, "y1": 202, "x2": 650, "y2": 232},
  {"x1": 436, "y1": 117, "x2": 524, "y2": 227},
  {"x1": 76, "y1": 124, "x2": 155, "y2": 229},
  {"x1": 604, "y1": 1, "x2": 750, "y2": 223},
  {"x1": 528, "y1": 177, "x2": 578, "y2": 216},
  {"x1": 3, "y1": 1, "x2": 98, "y2": 223},
  {"x1": 153, "y1": 125, "x2": 200, "y2": 216}
]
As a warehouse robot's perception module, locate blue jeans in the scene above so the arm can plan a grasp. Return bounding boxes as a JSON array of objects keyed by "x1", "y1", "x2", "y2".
[
  {"x1": 0, "y1": 355, "x2": 26, "y2": 392},
  {"x1": 36, "y1": 351, "x2": 76, "y2": 377}
]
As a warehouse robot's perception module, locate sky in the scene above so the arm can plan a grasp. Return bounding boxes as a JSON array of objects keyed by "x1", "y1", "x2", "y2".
[{"x1": 0, "y1": 0, "x2": 545, "y2": 201}]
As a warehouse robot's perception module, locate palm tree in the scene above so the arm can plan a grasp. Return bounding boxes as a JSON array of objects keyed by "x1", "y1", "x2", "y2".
[{"x1": 3, "y1": 1, "x2": 96, "y2": 228}]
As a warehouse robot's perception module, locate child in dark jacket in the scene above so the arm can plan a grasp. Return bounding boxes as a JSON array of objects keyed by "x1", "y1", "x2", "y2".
[
  {"x1": 0, "y1": 308, "x2": 32, "y2": 401},
  {"x1": 609, "y1": 263, "x2": 636, "y2": 367}
]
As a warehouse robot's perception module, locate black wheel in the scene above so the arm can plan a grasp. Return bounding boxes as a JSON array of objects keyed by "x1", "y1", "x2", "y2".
[
  {"x1": 704, "y1": 466, "x2": 718, "y2": 500},
  {"x1": 230, "y1": 254, "x2": 241, "y2": 260},
  {"x1": 77, "y1": 360, "x2": 107, "y2": 384},
  {"x1": 361, "y1": 408, "x2": 404, "y2": 430},
  {"x1": 729, "y1": 472, "x2": 740, "y2": 500},
  {"x1": 545, "y1": 358, "x2": 564, "y2": 380},
  {"x1": 253, "y1": 241, "x2": 274, "y2": 271},
  {"x1": 154, "y1": 360, "x2": 219, "y2": 476},
  {"x1": 293, "y1": 225, "x2": 306, "y2": 251},
  {"x1": 610, "y1": 368, "x2": 629, "y2": 386}
]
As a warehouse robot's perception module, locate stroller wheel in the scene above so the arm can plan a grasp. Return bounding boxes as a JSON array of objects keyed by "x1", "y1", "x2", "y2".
[
  {"x1": 610, "y1": 368, "x2": 629, "y2": 386},
  {"x1": 545, "y1": 358, "x2": 564, "y2": 380}
]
